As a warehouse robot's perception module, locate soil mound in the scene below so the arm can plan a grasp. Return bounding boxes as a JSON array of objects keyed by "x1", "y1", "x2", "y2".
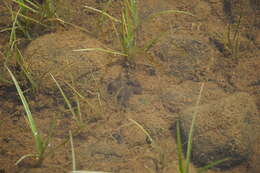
[
  {"x1": 161, "y1": 81, "x2": 228, "y2": 114},
  {"x1": 152, "y1": 36, "x2": 213, "y2": 82},
  {"x1": 178, "y1": 92, "x2": 259, "y2": 170},
  {"x1": 24, "y1": 30, "x2": 111, "y2": 91}
]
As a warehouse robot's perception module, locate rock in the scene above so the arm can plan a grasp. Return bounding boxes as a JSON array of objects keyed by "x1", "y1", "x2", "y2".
[
  {"x1": 24, "y1": 30, "x2": 112, "y2": 91},
  {"x1": 177, "y1": 92, "x2": 259, "y2": 170}
]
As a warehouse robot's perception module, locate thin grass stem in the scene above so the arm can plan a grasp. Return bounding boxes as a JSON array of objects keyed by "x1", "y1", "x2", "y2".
[
  {"x1": 69, "y1": 131, "x2": 76, "y2": 171},
  {"x1": 73, "y1": 48, "x2": 127, "y2": 56},
  {"x1": 129, "y1": 118, "x2": 154, "y2": 145},
  {"x1": 6, "y1": 65, "x2": 44, "y2": 162},
  {"x1": 84, "y1": 5, "x2": 120, "y2": 23},
  {"x1": 184, "y1": 82, "x2": 205, "y2": 173},
  {"x1": 50, "y1": 74, "x2": 78, "y2": 124}
]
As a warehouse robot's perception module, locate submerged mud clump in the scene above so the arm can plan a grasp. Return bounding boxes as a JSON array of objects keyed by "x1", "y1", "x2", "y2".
[
  {"x1": 24, "y1": 30, "x2": 111, "y2": 93},
  {"x1": 152, "y1": 35, "x2": 214, "y2": 82},
  {"x1": 176, "y1": 92, "x2": 260, "y2": 170},
  {"x1": 161, "y1": 81, "x2": 228, "y2": 114}
]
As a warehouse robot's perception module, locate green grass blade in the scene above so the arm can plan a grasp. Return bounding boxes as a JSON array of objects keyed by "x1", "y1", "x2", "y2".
[
  {"x1": 84, "y1": 5, "x2": 120, "y2": 23},
  {"x1": 143, "y1": 31, "x2": 168, "y2": 52},
  {"x1": 16, "y1": 12, "x2": 48, "y2": 27},
  {"x1": 176, "y1": 120, "x2": 184, "y2": 173},
  {"x1": 12, "y1": 0, "x2": 39, "y2": 13},
  {"x1": 41, "y1": 0, "x2": 56, "y2": 18},
  {"x1": 69, "y1": 129, "x2": 111, "y2": 173},
  {"x1": 50, "y1": 74, "x2": 78, "y2": 123},
  {"x1": 197, "y1": 158, "x2": 230, "y2": 173},
  {"x1": 16, "y1": 48, "x2": 38, "y2": 90},
  {"x1": 184, "y1": 117, "x2": 194, "y2": 173},
  {"x1": 0, "y1": 27, "x2": 15, "y2": 33},
  {"x1": 5, "y1": 65, "x2": 43, "y2": 156},
  {"x1": 7, "y1": 7, "x2": 47, "y2": 39},
  {"x1": 97, "y1": 0, "x2": 113, "y2": 24},
  {"x1": 119, "y1": 0, "x2": 139, "y2": 58},
  {"x1": 126, "y1": 0, "x2": 138, "y2": 26},
  {"x1": 9, "y1": 7, "x2": 20, "y2": 50},
  {"x1": 55, "y1": 18, "x2": 91, "y2": 34},
  {"x1": 184, "y1": 83, "x2": 205, "y2": 173},
  {"x1": 24, "y1": 0, "x2": 40, "y2": 10}
]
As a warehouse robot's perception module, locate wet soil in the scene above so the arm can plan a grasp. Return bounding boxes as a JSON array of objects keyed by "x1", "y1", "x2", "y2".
[{"x1": 0, "y1": 0, "x2": 259, "y2": 173}]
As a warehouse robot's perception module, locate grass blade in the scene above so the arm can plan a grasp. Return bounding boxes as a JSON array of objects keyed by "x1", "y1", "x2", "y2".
[
  {"x1": 55, "y1": 18, "x2": 90, "y2": 34},
  {"x1": 84, "y1": 5, "x2": 120, "y2": 23},
  {"x1": 9, "y1": 7, "x2": 20, "y2": 50},
  {"x1": 69, "y1": 131, "x2": 76, "y2": 171},
  {"x1": 50, "y1": 74, "x2": 77, "y2": 122},
  {"x1": 5, "y1": 65, "x2": 43, "y2": 157},
  {"x1": 76, "y1": 96, "x2": 82, "y2": 123},
  {"x1": 69, "y1": 131, "x2": 111, "y2": 173},
  {"x1": 12, "y1": 0, "x2": 39, "y2": 14},
  {"x1": 184, "y1": 83, "x2": 205, "y2": 173},
  {"x1": 73, "y1": 48, "x2": 127, "y2": 56},
  {"x1": 176, "y1": 120, "x2": 184, "y2": 173},
  {"x1": 197, "y1": 158, "x2": 230, "y2": 173},
  {"x1": 148, "y1": 10, "x2": 194, "y2": 20},
  {"x1": 24, "y1": 0, "x2": 40, "y2": 10},
  {"x1": 42, "y1": 117, "x2": 56, "y2": 154},
  {"x1": 129, "y1": 118, "x2": 154, "y2": 145},
  {"x1": 144, "y1": 31, "x2": 168, "y2": 52},
  {"x1": 16, "y1": 48, "x2": 38, "y2": 90},
  {"x1": 71, "y1": 171, "x2": 111, "y2": 173},
  {"x1": 15, "y1": 153, "x2": 36, "y2": 165},
  {"x1": 16, "y1": 12, "x2": 48, "y2": 27}
]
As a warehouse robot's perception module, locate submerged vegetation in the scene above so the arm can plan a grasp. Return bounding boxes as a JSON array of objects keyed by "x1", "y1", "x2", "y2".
[
  {"x1": 211, "y1": 15, "x2": 243, "y2": 59},
  {"x1": 1, "y1": 0, "x2": 57, "y2": 91},
  {"x1": 8, "y1": 0, "x2": 56, "y2": 42},
  {"x1": 6, "y1": 65, "x2": 50, "y2": 166},
  {"x1": 76, "y1": 0, "x2": 194, "y2": 61}
]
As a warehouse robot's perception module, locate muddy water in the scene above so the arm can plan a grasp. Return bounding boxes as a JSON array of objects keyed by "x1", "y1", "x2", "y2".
[{"x1": 0, "y1": 0, "x2": 259, "y2": 173}]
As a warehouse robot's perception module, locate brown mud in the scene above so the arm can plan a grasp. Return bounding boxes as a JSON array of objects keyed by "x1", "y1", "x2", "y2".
[{"x1": 0, "y1": 0, "x2": 259, "y2": 173}]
